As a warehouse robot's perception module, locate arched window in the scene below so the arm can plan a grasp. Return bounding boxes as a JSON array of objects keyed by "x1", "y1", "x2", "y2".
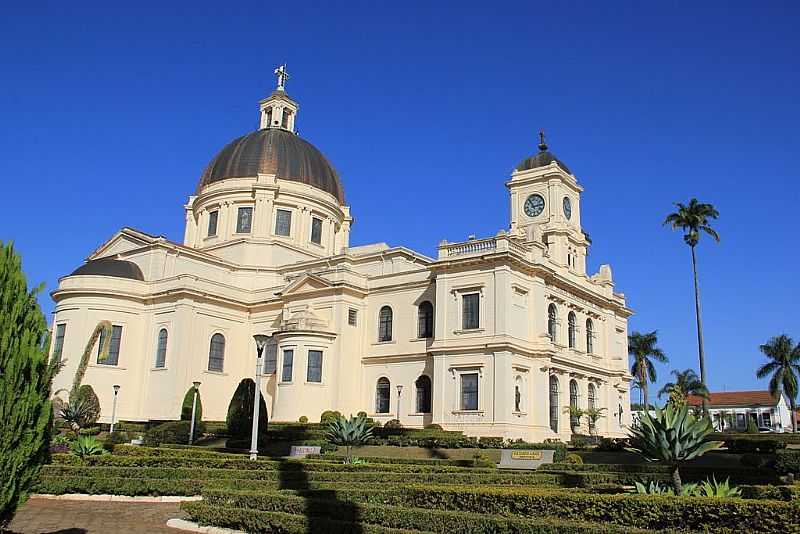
[
  {"x1": 208, "y1": 333, "x2": 225, "y2": 371},
  {"x1": 569, "y1": 379, "x2": 579, "y2": 427},
  {"x1": 154, "y1": 328, "x2": 168, "y2": 368},
  {"x1": 586, "y1": 319, "x2": 594, "y2": 354},
  {"x1": 568, "y1": 312, "x2": 577, "y2": 348},
  {"x1": 378, "y1": 306, "x2": 393, "y2": 342},
  {"x1": 415, "y1": 375, "x2": 432, "y2": 413},
  {"x1": 549, "y1": 375, "x2": 559, "y2": 433},
  {"x1": 588, "y1": 383, "x2": 597, "y2": 411},
  {"x1": 418, "y1": 301, "x2": 434, "y2": 338},
  {"x1": 547, "y1": 304, "x2": 558, "y2": 341},
  {"x1": 514, "y1": 375, "x2": 523, "y2": 413},
  {"x1": 376, "y1": 377, "x2": 391, "y2": 413}
]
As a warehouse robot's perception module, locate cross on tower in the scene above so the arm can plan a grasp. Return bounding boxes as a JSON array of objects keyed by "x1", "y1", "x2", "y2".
[
  {"x1": 538, "y1": 129, "x2": 548, "y2": 152},
  {"x1": 274, "y1": 64, "x2": 290, "y2": 91}
]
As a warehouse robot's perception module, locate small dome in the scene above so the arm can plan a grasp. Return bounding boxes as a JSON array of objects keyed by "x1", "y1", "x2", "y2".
[
  {"x1": 198, "y1": 128, "x2": 344, "y2": 203},
  {"x1": 516, "y1": 131, "x2": 571, "y2": 174},
  {"x1": 70, "y1": 258, "x2": 144, "y2": 281}
]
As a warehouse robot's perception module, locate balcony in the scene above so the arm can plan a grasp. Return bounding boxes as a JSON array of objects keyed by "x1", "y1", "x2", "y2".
[{"x1": 437, "y1": 233, "x2": 530, "y2": 260}]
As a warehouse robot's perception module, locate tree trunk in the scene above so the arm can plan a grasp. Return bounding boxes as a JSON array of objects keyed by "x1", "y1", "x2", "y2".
[
  {"x1": 690, "y1": 246, "x2": 709, "y2": 414},
  {"x1": 640, "y1": 368, "x2": 649, "y2": 412},
  {"x1": 791, "y1": 399, "x2": 797, "y2": 433},
  {"x1": 671, "y1": 464, "x2": 683, "y2": 495},
  {"x1": 346, "y1": 445, "x2": 352, "y2": 463}
]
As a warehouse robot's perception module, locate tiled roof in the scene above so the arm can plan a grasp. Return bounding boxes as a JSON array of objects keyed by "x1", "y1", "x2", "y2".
[{"x1": 686, "y1": 390, "x2": 778, "y2": 408}]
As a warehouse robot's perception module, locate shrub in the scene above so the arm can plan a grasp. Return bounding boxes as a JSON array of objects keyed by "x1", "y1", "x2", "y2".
[
  {"x1": 384, "y1": 419, "x2": 402, "y2": 430},
  {"x1": 564, "y1": 453, "x2": 583, "y2": 465},
  {"x1": 320, "y1": 410, "x2": 342, "y2": 425},
  {"x1": 726, "y1": 438, "x2": 785, "y2": 453},
  {"x1": 597, "y1": 437, "x2": 628, "y2": 452},
  {"x1": 745, "y1": 418, "x2": 759, "y2": 434},
  {"x1": 225, "y1": 379, "x2": 268, "y2": 440},
  {"x1": 424, "y1": 424, "x2": 443, "y2": 430},
  {"x1": 299, "y1": 416, "x2": 308, "y2": 423},
  {"x1": 75, "y1": 384, "x2": 101, "y2": 426},
  {"x1": 739, "y1": 484, "x2": 800, "y2": 501},
  {"x1": 325, "y1": 415, "x2": 374, "y2": 463},
  {"x1": 356, "y1": 411, "x2": 368, "y2": 418},
  {"x1": 144, "y1": 420, "x2": 205, "y2": 446},
  {"x1": 570, "y1": 435, "x2": 590, "y2": 449},
  {"x1": 103, "y1": 431, "x2": 131, "y2": 451},
  {"x1": 775, "y1": 449, "x2": 800, "y2": 475},
  {"x1": 78, "y1": 426, "x2": 101, "y2": 436},
  {"x1": 180, "y1": 387, "x2": 203, "y2": 441},
  {"x1": 740, "y1": 453, "x2": 774, "y2": 469}
]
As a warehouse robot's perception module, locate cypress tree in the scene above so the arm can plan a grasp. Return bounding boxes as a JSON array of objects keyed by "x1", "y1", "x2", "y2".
[
  {"x1": 180, "y1": 386, "x2": 203, "y2": 440},
  {"x1": 0, "y1": 242, "x2": 59, "y2": 528},
  {"x1": 226, "y1": 379, "x2": 268, "y2": 439}
]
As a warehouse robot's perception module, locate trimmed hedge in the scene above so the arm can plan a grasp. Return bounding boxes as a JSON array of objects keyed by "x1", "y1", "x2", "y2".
[
  {"x1": 307, "y1": 454, "x2": 495, "y2": 468},
  {"x1": 256, "y1": 484, "x2": 800, "y2": 533},
  {"x1": 725, "y1": 438, "x2": 786, "y2": 453},
  {"x1": 739, "y1": 484, "x2": 800, "y2": 501},
  {"x1": 776, "y1": 450, "x2": 800, "y2": 475},
  {"x1": 191, "y1": 491, "x2": 649, "y2": 534},
  {"x1": 539, "y1": 462, "x2": 779, "y2": 484},
  {"x1": 39, "y1": 465, "x2": 561, "y2": 487},
  {"x1": 710, "y1": 432, "x2": 800, "y2": 444}
]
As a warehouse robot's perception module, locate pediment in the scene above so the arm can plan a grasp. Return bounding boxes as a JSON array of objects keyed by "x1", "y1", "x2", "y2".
[
  {"x1": 279, "y1": 272, "x2": 334, "y2": 296},
  {"x1": 88, "y1": 227, "x2": 159, "y2": 260}
]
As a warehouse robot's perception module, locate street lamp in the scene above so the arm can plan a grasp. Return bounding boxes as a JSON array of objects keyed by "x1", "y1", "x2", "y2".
[
  {"x1": 188, "y1": 381, "x2": 201, "y2": 445},
  {"x1": 251, "y1": 335, "x2": 270, "y2": 460},
  {"x1": 110, "y1": 385, "x2": 120, "y2": 433},
  {"x1": 396, "y1": 384, "x2": 403, "y2": 422}
]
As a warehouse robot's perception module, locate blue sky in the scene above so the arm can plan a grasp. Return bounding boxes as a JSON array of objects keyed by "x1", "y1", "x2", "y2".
[{"x1": 1, "y1": 1, "x2": 798, "y2": 397}]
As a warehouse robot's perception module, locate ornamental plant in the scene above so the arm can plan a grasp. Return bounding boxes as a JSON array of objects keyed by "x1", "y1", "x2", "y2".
[
  {"x1": 0, "y1": 242, "x2": 60, "y2": 528},
  {"x1": 70, "y1": 436, "x2": 106, "y2": 458},
  {"x1": 325, "y1": 414, "x2": 374, "y2": 464},
  {"x1": 225, "y1": 379, "x2": 266, "y2": 440},
  {"x1": 627, "y1": 403, "x2": 721, "y2": 495}
]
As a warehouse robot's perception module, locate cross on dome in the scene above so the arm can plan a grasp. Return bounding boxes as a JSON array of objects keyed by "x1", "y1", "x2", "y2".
[
  {"x1": 538, "y1": 129, "x2": 548, "y2": 152},
  {"x1": 274, "y1": 64, "x2": 290, "y2": 91}
]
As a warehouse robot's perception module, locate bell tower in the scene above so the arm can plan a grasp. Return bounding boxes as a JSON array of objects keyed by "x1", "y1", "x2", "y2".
[
  {"x1": 507, "y1": 131, "x2": 589, "y2": 274},
  {"x1": 259, "y1": 64, "x2": 299, "y2": 132}
]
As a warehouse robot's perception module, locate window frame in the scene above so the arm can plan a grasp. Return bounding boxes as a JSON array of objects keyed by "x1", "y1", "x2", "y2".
[
  {"x1": 460, "y1": 372, "x2": 479, "y2": 411},
  {"x1": 208, "y1": 333, "x2": 225, "y2": 372},
  {"x1": 207, "y1": 210, "x2": 219, "y2": 237},
  {"x1": 235, "y1": 206, "x2": 253, "y2": 234},
  {"x1": 53, "y1": 323, "x2": 67, "y2": 363},
  {"x1": 586, "y1": 319, "x2": 594, "y2": 354},
  {"x1": 154, "y1": 327, "x2": 168, "y2": 369},
  {"x1": 97, "y1": 325, "x2": 123, "y2": 366},
  {"x1": 263, "y1": 336, "x2": 277, "y2": 374},
  {"x1": 567, "y1": 312, "x2": 577, "y2": 349},
  {"x1": 310, "y1": 216, "x2": 323, "y2": 245},
  {"x1": 378, "y1": 306, "x2": 393, "y2": 342},
  {"x1": 549, "y1": 375, "x2": 560, "y2": 433},
  {"x1": 281, "y1": 348, "x2": 294, "y2": 382},
  {"x1": 348, "y1": 308, "x2": 358, "y2": 326},
  {"x1": 417, "y1": 301, "x2": 434, "y2": 338},
  {"x1": 306, "y1": 349, "x2": 323, "y2": 383},
  {"x1": 415, "y1": 375, "x2": 432, "y2": 414},
  {"x1": 461, "y1": 293, "x2": 480, "y2": 330},
  {"x1": 275, "y1": 208, "x2": 292, "y2": 237},
  {"x1": 375, "y1": 377, "x2": 391, "y2": 414}
]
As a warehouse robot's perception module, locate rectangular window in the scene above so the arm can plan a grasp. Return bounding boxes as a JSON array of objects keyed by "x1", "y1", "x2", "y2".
[
  {"x1": 762, "y1": 412, "x2": 772, "y2": 428},
  {"x1": 236, "y1": 207, "x2": 253, "y2": 233},
  {"x1": 97, "y1": 325, "x2": 122, "y2": 366},
  {"x1": 264, "y1": 340, "x2": 277, "y2": 374},
  {"x1": 275, "y1": 209, "x2": 292, "y2": 236},
  {"x1": 207, "y1": 210, "x2": 219, "y2": 237},
  {"x1": 307, "y1": 350, "x2": 323, "y2": 383},
  {"x1": 282, "y1": 109, "x2": 292, "y2": 129},
  {"x1": 310, "y1": 217, "x2": 323, "y2": 245},
  {"x1": 281, "y1": 349, "x2": 294, "y2": 382},
  {"x1": 348, "y1": 308, "x2": 358, "y2": 326},
  {"x1": 461, "y1": 373, "x2": 479, "y2": 411},
  {"x1": 53, "y1": 323, "x2": 66, "y2": 363},
  {"x1": 736, "y1": 413, "x2": 746, "y2": 429},
  {"x1": 462, "y1": 293, "x2": 480, "y2": 330}
]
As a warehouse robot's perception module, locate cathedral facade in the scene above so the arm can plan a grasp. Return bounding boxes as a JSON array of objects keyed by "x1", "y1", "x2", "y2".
[{"x1": 50, "y1": 71, "x2": 633, "y2": 441}]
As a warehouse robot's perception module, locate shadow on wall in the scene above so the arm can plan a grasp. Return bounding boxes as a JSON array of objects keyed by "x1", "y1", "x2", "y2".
[{"x1": 276, "y1": 459, "x2": 364, "y2": 534}]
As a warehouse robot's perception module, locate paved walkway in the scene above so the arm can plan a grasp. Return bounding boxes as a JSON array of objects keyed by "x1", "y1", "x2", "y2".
[{"x1": 7, "y1": 497, "x2": 187, "y2": 533}]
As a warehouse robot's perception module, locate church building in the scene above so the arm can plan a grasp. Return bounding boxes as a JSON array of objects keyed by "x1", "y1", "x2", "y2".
[{"x1": 49, "y1": 66, "x2": 633, "y2": 441}]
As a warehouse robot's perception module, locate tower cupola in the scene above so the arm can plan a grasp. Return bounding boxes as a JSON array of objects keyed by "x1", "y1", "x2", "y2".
[{"x1": 259, "y1": 64, "x2": 299, "y2": 132}]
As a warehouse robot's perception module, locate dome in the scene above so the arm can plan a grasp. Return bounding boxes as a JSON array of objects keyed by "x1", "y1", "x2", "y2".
[
  {"x1": 516, "y1": 150, "x2": 571, "y2": 175},
  {"x1": 70, "y1": 257, "x2": 144, "y2": 281},
  {"x1": 197, "y1": 128, "x2": 344, "y2": 203}
]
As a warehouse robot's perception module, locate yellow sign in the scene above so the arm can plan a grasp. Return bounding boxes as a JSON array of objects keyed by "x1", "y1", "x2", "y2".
[{"x1": 511, "y1": 450, "x2": 543, "y2": 461}]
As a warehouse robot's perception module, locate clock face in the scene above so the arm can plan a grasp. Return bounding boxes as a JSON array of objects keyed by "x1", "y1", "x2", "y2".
[
  {"x1": 563, "y1": 197, "x2": 572, "y2": 220},
  {"x1": 524, "y1": 194, "x2": 545, "y2": 217}
]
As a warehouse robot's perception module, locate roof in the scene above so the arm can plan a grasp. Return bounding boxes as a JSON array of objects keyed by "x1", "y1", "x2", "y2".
[
  {"x1": 687, "y1": 390, "x2": 779, "y2": 408},
  {"x1": 70, "y1": 257, "x2": 144, "y2": 281},
  {"x1": 516, "y1": 149, "x2": 571, "y2": 174},
  {"x1": 197, "y1": 128, "x2": 344, "y2": 203}
]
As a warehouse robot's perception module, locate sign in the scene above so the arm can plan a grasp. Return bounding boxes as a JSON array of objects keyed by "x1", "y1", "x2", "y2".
[
  {"x1": 289, "y1": 445, "x2": 321, "y2": 458},
  {"x1": 511, "y1": 450, "x2": 543, "y2": 461},
  {"x1": 498, "y1": 448, "x2": 555, "y2": 470}
]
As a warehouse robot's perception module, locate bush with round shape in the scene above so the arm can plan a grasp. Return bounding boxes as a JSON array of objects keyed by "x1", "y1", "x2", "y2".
[
  {"x1": 564, "y1": 453, "x2": 583, "y2": 465},
  {"x1": 424, "y1": 423, "x2": 444, "y2": 430},
  {"x1": 75, "y1": 384, "x2": 101, "y2": 426},
  {"x1": 181, "y1": 386, "x2": 203, "y2": 441},
  {"x1": 384, "y1": 419, "x2": 402, "y2": 430},
  {"x1": 298, "y1": 416, "x2": 308, "y2": 424},
  {"x1": 225, "y1": 379, "x2": 268, "y2": 440},
  {"x1": 320, "y1": 410, "x2": 342, "y2": 425}
]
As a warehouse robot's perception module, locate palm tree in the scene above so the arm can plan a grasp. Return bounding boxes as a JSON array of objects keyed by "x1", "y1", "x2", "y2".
[
  {"x1": 629, "y1": 331, "x2": 668, "y2": 411},
  {"x1": 664, "y1": 199, "x2": 720, "y2": 413},
  {"x1": 658, "y1": 368, "x2": 709, "y2": 405},
  {"x1": 756, "y1": 335, "x2": 800, "y2": 432}
]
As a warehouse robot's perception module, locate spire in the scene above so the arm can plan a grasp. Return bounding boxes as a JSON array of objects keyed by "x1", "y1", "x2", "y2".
[
  {"x1": 274, "y1": 64, "x2": 290, "y2": 92},
  {"x1": 538, "y1": 129, "x2": 548, "y2": 152}
]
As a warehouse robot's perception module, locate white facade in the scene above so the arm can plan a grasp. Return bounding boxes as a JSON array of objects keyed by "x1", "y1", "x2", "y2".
[{"x1": 50, "y1": 77, "x2": 633, "y2": 441}]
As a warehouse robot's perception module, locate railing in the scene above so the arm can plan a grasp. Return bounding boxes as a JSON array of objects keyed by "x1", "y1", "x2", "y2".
[{"x1": 438, "y1": 234, "x2": 530, "y2": 260}]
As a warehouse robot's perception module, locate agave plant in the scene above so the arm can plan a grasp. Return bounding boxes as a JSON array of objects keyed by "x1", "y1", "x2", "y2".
[
  {"x1": 59, "y1": 398, "x2": 93, "y2": 433},
  {"x1": 325, "y1": 414, "x2": 374, "y2": 464},
  {"x1": 698, "y1": 476, "x2": 741, "y2": 498},
  {"x1": 627, "y1": 403, "x2": 721, "y2": 495},
  {"x1": 70, "y1": 436, "x2": 106, "y2": 458}
]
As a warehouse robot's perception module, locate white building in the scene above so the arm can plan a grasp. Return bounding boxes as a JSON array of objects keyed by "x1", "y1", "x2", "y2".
[
  {"x1": 49, "y1": 67, "x2": 633, "y2": 441},
  {"x1": 687, "y1": 391, "x2": 794, "y2": 432}
]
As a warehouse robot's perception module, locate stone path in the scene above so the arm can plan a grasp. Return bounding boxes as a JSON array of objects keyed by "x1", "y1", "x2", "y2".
[{"x1": 7, "y1": 497, "x2": 187, "y2": 533}]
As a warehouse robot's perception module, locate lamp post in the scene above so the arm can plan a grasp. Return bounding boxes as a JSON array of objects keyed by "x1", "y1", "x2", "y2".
[
  {"x1": 110, "y1": 385, "x2": 120, "y2": 433},
  {"x1": 396, "y1": 384, "x2": 403, "y2": 422},
  {"x1": 251, "y1": 335, "x2": 269, "y2": 460},
  {"x1": 188, "y1": 381, "x2": 201, "y2": 445}
]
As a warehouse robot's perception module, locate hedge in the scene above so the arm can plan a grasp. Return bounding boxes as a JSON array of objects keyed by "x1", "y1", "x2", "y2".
[
  {"x1": 39, "y1": 465, "x2": 561, "y2": 487},
  {"x1": 306, "y1": 454, "x2": 495, "y2": 468},
  {"x1": 540, "y1": 462, "x2": 779, "y2": 484},
  {"x1": 739, "y1": 484, "x2": 800, "y2": 501},
  {"x1": 724, "y1": 438, "x2": 786, "y2": 453},
  {"x1": 775, "y1": 450, "x2": 800, "y2": 475},
  {"x1": 191, "y1": 491, "x2": 649, "y2": 534},
  {"x1": 269, "y1": 484, "x2": 800, "y2": 533},
  {"x1": 709, "y1": 432, "x2": 800, "y2": 444}
]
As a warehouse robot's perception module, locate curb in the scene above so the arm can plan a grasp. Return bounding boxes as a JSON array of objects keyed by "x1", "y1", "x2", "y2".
[
  {"x1": 31, "y1": 493, "x2": 202, "y2": 503},
  {"x1": 166, "y1": 518, "x2": 247, "y2": 534}
]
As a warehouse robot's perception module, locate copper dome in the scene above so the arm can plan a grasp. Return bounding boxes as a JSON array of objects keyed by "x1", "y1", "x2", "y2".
[
  {"x1": 516, "y1": 150, "x2": 571, "y2": 174},
  {"x1": 198, "y1": 128, "x2": 344, "y2": 203}
]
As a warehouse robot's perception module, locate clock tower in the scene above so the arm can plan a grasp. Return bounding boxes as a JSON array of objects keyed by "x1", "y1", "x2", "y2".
[{"x1": 508, "y1": 131, "x2": 589, "y2": 274}]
